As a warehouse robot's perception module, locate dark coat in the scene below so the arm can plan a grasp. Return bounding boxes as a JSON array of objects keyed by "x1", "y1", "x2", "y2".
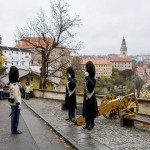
[
  {"x1": 83, "y1": 76, "x2": 99, "y2": 118},
  {"x1": 65, "y1": 77, "x2": 77, "y2": 110}
]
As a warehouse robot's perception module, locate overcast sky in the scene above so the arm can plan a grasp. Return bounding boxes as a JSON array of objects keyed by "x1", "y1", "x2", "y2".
[{"x1": 0, "y1": 0, "x2": 150, "y2": 55}]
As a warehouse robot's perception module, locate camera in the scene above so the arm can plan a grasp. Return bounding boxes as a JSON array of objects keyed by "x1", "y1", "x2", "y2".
[{"x1": 8, "y1": 98, "x2": 15, "y2": 103}]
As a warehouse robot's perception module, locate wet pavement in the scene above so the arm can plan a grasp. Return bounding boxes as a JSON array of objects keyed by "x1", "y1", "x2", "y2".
[
  {"x1": 0, "y1": 100, "x2": 38, "y2": 150},
  {"x1": 0, "y1": 100, "x2": 73, "y2": 150},
  {"x1": 24, "y1": 98, "x2": 150, "y2": 150}
]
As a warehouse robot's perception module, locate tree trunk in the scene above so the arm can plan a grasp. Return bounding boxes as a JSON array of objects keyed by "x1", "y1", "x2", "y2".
[{"x1": 40, "y1": 52, "x2": 47, "y2": 89}]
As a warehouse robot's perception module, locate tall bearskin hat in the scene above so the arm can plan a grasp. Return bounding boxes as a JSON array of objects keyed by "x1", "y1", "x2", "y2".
[
  {"x1": 86, "y1": 61, "x2": 95, "y2": 78},
  {"x1": 66, "y1": 67, "x2": 75, "y2": 79},
  {"x1": 9, "y1": 66, "x2": 19, "y2": 82}
]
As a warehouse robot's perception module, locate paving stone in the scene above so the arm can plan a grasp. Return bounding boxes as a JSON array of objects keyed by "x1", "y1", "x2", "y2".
[
  {"x1": 0, "y1": 100, "x2": 39, "y2": 150},
  {"x1": 24, "y1": 98, "x2": 150, "y2": 150}
]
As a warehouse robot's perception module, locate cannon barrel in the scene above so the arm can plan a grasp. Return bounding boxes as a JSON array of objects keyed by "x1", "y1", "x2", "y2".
[{"x1": 98, "y1": 97, "x2": 121, "y2": 116}]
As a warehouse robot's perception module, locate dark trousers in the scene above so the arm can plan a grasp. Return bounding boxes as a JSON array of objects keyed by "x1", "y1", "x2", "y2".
[
  {"x1": 11, "y1": 106, "x2": 20, "y2": 133},
  {"x1": 85, "y1": 117, "x2": 95, "y2": 128},
  {"x1": 30, "y1": 91, "x2": 33, "y2": 98},
  {"x1": 26, "y1": 93, "x2": 30, "y2": 100},
  {"x1": 68, "y1": 108, "x2": 75, "y2": 120}
]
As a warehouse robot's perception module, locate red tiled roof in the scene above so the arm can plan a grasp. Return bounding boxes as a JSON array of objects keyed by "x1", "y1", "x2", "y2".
[
  {"x1": 15, "y1": 37, "x2": 53, "y2": 49},
  {"x1": 109, "y1": 57, "x2": 132, "y2": 62},
  {"x1": 81, "y1": 58, "x2": 112, "y2": 65},
  {"x1": 143, "y1": 65, "x2": 149, "y2": 69},
  {"x1": 15, "y1": 37, "x2": 67, "y2": 50}
]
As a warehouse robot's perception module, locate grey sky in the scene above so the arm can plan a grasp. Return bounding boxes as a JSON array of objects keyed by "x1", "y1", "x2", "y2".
[{"x1": 0, "y1": 0, "x2": 150, "y2": 55}]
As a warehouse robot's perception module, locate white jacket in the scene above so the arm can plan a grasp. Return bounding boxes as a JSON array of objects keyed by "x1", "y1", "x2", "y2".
[
  {"x1": 9, "y1": 83, "x2": 21, "y2": 106},
  {"x1": 25, "y1": 85, "x2": 30, "y2": 93}
]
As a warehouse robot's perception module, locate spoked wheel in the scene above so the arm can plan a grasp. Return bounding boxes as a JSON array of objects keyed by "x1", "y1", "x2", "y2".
[
  {"x1": 120, "y1": 94, "x2": 139, "y2": 115},
  {"x1": 102, "y1": 108, "x2": 119, "y2": 119},
  {"x1": 101, "y1": 93, "x2": 118, "y2": 119}
]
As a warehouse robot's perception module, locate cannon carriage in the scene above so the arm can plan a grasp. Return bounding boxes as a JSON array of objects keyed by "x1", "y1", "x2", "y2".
[{"x1": 74, "y1": 93, "x2": 139, "y2": 125}]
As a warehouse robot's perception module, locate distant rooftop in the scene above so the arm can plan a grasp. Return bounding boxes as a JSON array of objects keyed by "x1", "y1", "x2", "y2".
[
  {"x1": 0, "y1": 46, "x2": 31, "y2": 53},
  {"x1": 81, "y1": 58, "x2": 112, "y2": 65},
  {"x1": 109, "y1": 57, "x2": 132, "y2": 62}
]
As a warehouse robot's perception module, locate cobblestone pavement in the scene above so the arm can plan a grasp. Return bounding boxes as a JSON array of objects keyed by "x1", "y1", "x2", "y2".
[
  {"x1": 0, "y1": 100, "x2": 39, "y2": 150},
  {"x1": 24, "y1": 98, "x2": 150, "y2": 150},
  {"x1": 0, "y1": 100, "x2": 73, "y2": 150}
]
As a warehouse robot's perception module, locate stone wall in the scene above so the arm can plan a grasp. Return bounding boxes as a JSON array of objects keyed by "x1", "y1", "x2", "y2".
[
  {"x1": 137, "y1": 98, "x2": 150, "y2": 116},
  {"x1": 33, "y1": 89, "x2": 104, "y2": 105},
  {"x1": 33, "y1": 89, "x2": 150, "y2": 116}
]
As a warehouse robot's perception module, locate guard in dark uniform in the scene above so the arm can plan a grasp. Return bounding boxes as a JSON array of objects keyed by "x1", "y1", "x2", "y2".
[
  {"x1": 65, "y1": 67, "x2": 77, "y2": 121},
  {"x1": 83, "y1": 61, "x2": 99, "y2": 130}
]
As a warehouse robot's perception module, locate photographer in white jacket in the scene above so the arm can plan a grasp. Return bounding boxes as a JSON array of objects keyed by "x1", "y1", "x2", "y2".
[{"x1": 9, "y1": 66, "x2": 22, "y2": 134}]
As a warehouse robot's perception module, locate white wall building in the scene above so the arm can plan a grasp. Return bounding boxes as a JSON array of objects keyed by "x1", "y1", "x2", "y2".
[
  {"x1": 109, "y1": 57, "x2": 132, "y2": 71},
  {"x1": 0, "y1": 46, "x2": 32, "y2": 72}
]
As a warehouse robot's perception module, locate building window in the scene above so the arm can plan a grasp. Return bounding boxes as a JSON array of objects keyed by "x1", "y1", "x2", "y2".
[
  {"x1": 12, "y1": 57, "x2": 13, "y2": 59},
  {"x1": 12, "y1": 51, "x2": 13, "y2": 54},
  {"x1": 5, "y1": 51, "x2": 6, "y2": 53},
  {"x1": 12, "y1": 62, "x2": 13, "y2": 65}
]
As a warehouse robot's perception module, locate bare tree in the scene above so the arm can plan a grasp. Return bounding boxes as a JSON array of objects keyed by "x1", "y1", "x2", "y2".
[
  {"x1": 71, "y1": 56, "x2": 84, "y2": 93},
  {"x1": 16, "y1": 0, "x2": 81, "y2": 89}
]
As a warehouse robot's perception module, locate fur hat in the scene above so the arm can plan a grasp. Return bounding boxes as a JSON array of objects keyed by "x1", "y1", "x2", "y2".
[
  {"x1": 9, "y1": 66, "x2": 19, "y2": 83},
  {"x1": 66, "y1": 67, "x2": 75, "y2": 79},
  {"x1": 86, "y1": 61, "x2": 95, "y2": 78}
]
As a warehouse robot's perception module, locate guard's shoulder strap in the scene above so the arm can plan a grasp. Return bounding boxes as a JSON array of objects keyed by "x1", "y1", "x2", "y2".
[{"x1": 67, "y1": 82, "x2": 75, "y2": 97}]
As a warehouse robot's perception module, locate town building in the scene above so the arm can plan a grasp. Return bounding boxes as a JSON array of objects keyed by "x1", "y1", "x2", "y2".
[
  {"x1": 136, "y1": 65, "x2": 150, "y2": 80},
  {"x1": 0, "y1": 69, "x2": 61, "y2": 90},
  {"x1": 15, "y1": 37, "x2": 70, "y2": 74},
  {"x1": 0, "y1": 46, "x2": 32, "y2": 72},
  {"x1": 109, "y1": 57, "x2": 132, "y2": 71},
  {"x1": 81, "y1": 58, "x2": 112, "y2": 78},
  {"x1": 120, "y1": 37, "x2": 127, "y2": 57},
  {"x1": 109, "y1": 37, "x2": 132, "y2": 71}
]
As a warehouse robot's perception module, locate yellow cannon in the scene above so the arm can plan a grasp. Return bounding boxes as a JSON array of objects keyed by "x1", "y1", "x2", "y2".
[{"x1": 74, "y1": 93, "x2": 139, "y2": 125}]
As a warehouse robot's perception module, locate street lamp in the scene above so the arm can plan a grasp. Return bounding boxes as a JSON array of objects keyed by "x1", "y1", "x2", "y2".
[{"x1": 28, "y1": 67, "x2": 32, "y2": 84}]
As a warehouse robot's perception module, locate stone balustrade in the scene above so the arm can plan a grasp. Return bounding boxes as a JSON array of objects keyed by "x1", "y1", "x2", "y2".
[
  {"x1": 33, "y1": 89, "x2": 104, "y2": 105},
  {"x1": 33, "y1": 89, "x2": 150, "y2": 116}
]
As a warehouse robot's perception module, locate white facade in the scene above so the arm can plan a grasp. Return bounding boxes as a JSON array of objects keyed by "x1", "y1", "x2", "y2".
[
  {"x1": 0, "y1": 46, "x2": 32, "y2": 72},
  {"x1": 111, "y1": 61, "x2": 132, "y2": 71}
]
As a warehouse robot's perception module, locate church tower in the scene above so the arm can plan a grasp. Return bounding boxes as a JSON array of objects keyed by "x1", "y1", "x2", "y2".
[{"x1": 120, "y1": 37, "x2": 127, "y2": 57}]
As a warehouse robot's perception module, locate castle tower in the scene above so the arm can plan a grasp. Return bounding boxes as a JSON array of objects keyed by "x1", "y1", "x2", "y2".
[{"x1": 120, "y1": 37, "x2": 127, "y2": 57}]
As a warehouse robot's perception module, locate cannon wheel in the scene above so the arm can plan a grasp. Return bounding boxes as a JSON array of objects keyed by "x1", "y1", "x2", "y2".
[
  {"x1": 120, "y1": 94, "x2": 139, "y2": 115},
  {"x1": 101, "y1": 93, "x2": 118, "y2": 119}
]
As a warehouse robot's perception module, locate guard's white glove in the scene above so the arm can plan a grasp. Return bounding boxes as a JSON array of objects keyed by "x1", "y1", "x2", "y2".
[
  {"x1": 85, "y1": 72, "x2": 89, "y2": 77},
  {"x1": 68, "y1": 73, "x2": 71, "y2": 78}
]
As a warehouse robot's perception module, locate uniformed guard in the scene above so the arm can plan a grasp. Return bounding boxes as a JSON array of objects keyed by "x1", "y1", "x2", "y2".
[
  {"x1": 65, "y1": 67, "x2": 77, "y2": 121},
  {"x1": 83, "y1": 61, "x2": 99, "y2": 130}
]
